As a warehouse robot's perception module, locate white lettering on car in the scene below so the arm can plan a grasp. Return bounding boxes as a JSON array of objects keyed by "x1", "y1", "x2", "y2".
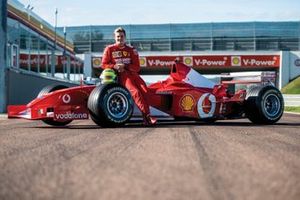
[{"x1": 55, "y1": 112, "x2": 88, "y2": 120}]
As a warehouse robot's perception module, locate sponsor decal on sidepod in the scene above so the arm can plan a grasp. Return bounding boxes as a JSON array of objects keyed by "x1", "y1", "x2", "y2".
[{"x1": 197, "y1": 93, "x2": 216, "y2": 118}]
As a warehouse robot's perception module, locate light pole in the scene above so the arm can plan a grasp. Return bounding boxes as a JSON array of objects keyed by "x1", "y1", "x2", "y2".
[
  {"x1": 26, "y1": 5, "x2": 34, "y2": 71},
  {"x1": 51, "y1": 8, "x2": 58, "y2": 77},
  {"x1": 54, "y1": 8, "x2": 58, "y2": 49},
  {"x1": 63, "y1": 26, "x2": 67, "y2": 79},
  {"x1": 26, "y1": 5, "x2": 34, "y2": 21},
  {"x1": 26, "y1": 4, "x2": 34, "y2": 21}
]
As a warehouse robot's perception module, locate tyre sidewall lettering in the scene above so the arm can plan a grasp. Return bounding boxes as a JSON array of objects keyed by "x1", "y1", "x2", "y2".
[
  {"x1": 103, "y1": 87, "x2": 132, "y2": 123},
  {"x1": 260, "y1": 89, "x2": 283, "y2": 121}
]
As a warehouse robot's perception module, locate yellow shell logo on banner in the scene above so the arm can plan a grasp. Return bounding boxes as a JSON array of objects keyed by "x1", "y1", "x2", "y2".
[
  {"x1": 180, "y1": 94, "x2": 195, "y2": 111},
  {"x1": 139, "y1": 57, "x2": 146, "y2": 67},
  {"x1": 231, "y1": 56, "x2": 241, "y2": 66},
  {"x1": 183, "y1": 57, "x2": 193, "y2": 66},
  {"x1": 92, "y1": 57, "x2": 101, "y2": 68}
]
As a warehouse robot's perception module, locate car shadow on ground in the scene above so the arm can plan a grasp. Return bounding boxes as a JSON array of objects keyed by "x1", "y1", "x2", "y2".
[{"x1": 32, "y1": 120, "x2": 300, "y2": 130}]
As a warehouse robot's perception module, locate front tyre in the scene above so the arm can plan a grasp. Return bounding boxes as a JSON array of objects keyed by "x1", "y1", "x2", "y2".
[
  {"x1": 38, "y1": 84, "x2": 73, "y2": 126},
  {"x1": 245, "y1": 85, "x2": 284, "y2": 124},
  {"x1": 88, "y1": 84, "x2": 134, "y2": 127}
]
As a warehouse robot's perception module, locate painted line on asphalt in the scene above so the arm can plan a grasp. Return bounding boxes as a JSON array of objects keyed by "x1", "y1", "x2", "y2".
[{"x1": 284, "y1": 111, "x2": 300, "y2": 115}]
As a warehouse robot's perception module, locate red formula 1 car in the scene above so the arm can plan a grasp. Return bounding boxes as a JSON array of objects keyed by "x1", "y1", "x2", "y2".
[{"x1": 7, "y1": 61, "x2": 284, "y2": 127}]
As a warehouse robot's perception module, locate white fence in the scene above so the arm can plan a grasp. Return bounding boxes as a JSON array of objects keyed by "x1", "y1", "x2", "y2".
[{"x1": 283, "y1": 95, "x2": 300, "y2": 106}]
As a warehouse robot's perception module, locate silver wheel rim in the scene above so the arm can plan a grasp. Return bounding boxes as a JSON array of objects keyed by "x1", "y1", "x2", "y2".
[
  {"x1": 263, "y1": 93, "x2": 281, "y2": 117},
  {"x1": 106, "y1": 92, "x2": 128, "y2": 119}
]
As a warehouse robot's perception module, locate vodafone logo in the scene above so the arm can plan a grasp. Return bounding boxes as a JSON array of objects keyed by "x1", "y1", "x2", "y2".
[
  {"x1": 197, "y1": 93, "x2": 216, "y2": 118},
  {"x1": 62, "y1": 94, "x2": 71, "y2": 104},
  {"x1": 55, "y1": 112, "x2": 88, "y2": 120}
]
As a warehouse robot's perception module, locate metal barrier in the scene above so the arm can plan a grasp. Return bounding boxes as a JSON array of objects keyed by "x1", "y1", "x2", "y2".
[{"x1": 283, "y1": 95, "x2": 300, "y2": 106}]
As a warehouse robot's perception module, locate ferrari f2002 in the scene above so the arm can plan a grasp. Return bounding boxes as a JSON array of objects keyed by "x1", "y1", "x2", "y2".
[{"x1": 8, "y1": 61, "x2": 284, "y2": 127}]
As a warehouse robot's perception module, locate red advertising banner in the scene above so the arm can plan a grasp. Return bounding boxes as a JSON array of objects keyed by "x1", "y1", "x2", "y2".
[
  {"x1": 88, "y1": 54, "x2": 280, "y2": 68},
  {"x1": 20, "y1": 54, "x2": 49, "y2": 67},
  {"x1": 192, "y1": 56, "x2": 231, "y2": 67},
  {"x1": 142, "y1": 55, "x2": 280, "y2": 68},
  {"x1": 237, "y1": 55, "x2": 280, "y2": 67},
  {"x1": 144, "y1": 56, "x2": 182, "y2": 67},
  {"x1": 19, "y1": 54, "x2": 83, "y2": 68}
]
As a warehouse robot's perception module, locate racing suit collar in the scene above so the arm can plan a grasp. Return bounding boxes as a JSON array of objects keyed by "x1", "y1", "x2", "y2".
[{"x1": 114, "y1": 43, "x2": 126, "y2": 49}]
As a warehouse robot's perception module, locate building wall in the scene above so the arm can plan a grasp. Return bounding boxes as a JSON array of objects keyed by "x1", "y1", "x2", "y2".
[
  {"x1": 289, "y1": 51, "x2": 300, "y2": 80},
  {"x1": 65, "y1": 22, "x2": 300, "y2": 54},
  {"x1": 279, "y1": 51, "x2": 300, "y2": 89},
  {"x1": 7, "y1": 68, "x2": 78, "y2": 106},
  {"x1": 0, "y1": 0, "x2": 7, "y2": 113}
]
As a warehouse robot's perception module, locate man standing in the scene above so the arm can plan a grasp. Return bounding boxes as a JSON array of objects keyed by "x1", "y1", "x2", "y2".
[{"x1": 101, "y1": 27, "x2": 156, "y2": 125}]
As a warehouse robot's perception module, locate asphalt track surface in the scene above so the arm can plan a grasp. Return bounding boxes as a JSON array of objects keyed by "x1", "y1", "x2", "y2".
[{"x1": 0, "y1": 113, "x2": 299, "y2": 200}]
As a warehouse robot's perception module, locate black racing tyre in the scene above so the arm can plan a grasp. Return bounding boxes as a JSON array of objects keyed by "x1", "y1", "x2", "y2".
[
  {"x1": 88, "y1": 83, "x2": 134, "y2": 127},
  {"x1": 37, "y1": 84, "x2": 73, "y2": 126},
  {"x1": 244, "y1": 85, "x2": 284, "y2": 124},
  {"x1": 37, "y1": 84, "x2": 69, "y2": 98}
]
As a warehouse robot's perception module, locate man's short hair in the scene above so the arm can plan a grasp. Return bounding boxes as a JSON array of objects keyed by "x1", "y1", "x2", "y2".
[{"x1": 114, "y1": 27, "x2": 126, "y2": 36}]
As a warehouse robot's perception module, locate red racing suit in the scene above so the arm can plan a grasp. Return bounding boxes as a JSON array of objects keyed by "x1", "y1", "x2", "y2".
[{"x1": 101, "y1": 44, "x2": 150, "y2": 115}]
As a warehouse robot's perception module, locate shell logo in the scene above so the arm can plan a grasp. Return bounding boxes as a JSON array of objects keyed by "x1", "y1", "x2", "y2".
[
  {"x1": 183, "y1": 57, "x2": 193, "y2": 66},
  {"x1": 231, "y1": 56, "x2": 241, "y2": 66},
  {"x1": 92, "y1": 57, "x2": 102, "y2": 68},
  {"x1": 139, "y1": 57, "x2": 146, "y2": 67},
  {"x1": 180, "y1": 94, "x2": 195, "y2": 111}
]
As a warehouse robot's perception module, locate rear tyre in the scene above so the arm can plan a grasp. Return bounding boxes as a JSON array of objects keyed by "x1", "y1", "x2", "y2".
[
  {"x1": 38, "y1": 84, "x2": 73, "y2": 126},
  {"x1": 88, "y1": 83, "x2": 134, "y2": 127},
  {"x1": 245, "y1": 85, "x2": 284, "y2": 124}
]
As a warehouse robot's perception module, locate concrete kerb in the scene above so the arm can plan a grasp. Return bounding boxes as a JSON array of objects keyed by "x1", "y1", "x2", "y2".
[
  {"x1": 284, "y1": 111, "x2": 300, "y2": 115},
  {"x1": 0, "y1": 113, "x2": 7, "y2": 118}
]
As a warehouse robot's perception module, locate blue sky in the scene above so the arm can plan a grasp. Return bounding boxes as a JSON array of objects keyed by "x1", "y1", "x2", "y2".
[{"x1": 19, "y1": 0, "x2": 300, "y2": 27}]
